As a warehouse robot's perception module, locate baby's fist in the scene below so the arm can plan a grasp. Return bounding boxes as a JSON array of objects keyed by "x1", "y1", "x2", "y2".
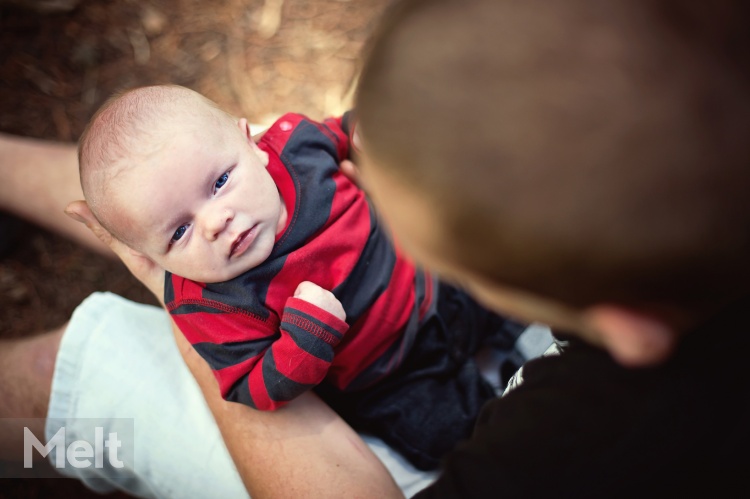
[{"x1": 293, "y1": 281, "x2": 346, "y2": 321}]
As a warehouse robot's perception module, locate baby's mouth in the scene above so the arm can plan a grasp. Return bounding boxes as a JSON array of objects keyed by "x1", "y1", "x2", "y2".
[{"x1": 229, "y1": 225, "x2": 258, "y2": 258}]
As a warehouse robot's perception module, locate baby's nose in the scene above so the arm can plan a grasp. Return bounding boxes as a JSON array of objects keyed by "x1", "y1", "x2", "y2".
[{"x1": 202, "y1": 207, "x2": 233, "y2": 241}]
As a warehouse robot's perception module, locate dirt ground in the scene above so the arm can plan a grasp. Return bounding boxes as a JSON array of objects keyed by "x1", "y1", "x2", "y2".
[{"x1": 0, "y1": 0, "x2": 386, "y2": 496}]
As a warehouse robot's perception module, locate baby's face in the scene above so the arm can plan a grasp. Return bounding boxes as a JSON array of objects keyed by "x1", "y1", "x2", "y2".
[{"x1": 110, "y1": 119, "x2": 287, "y2": 283}]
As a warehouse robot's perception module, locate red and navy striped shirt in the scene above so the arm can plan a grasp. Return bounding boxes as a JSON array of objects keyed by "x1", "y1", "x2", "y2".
[{"x1": 165, "y1": 113, "x2": 433, "y2": 410}]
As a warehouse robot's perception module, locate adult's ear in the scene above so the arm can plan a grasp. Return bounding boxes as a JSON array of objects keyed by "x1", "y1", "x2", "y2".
[{"x1": 583, "y1": 305, "x2": 680, "y2": 367}]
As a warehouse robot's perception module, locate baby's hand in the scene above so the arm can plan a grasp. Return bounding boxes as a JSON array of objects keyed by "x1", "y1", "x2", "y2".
[{"x1": 293, "y1": 281, "x2": 346, "y2": 322}]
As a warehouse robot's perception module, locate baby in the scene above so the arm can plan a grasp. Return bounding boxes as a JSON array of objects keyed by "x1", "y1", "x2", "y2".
[{"x1": 78, "y1": 84, "x2": 526, "y2": 470}]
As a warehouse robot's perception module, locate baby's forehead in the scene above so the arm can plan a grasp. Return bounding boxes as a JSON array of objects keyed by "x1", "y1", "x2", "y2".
[{"x1": 101, "y1": 160, "x2": 179, "y2": 251}]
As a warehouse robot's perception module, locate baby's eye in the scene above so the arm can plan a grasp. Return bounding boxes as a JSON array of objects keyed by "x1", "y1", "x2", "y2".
[
  {"x1": 214, "y1": 172, "x2": 229, "y2": 192},
  {"x1": 171, "y1": 224, "x2": 188, "y2": 242}
]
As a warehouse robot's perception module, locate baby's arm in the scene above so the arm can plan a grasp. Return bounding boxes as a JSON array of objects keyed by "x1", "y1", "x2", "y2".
[
  {"x1": 171, "y1": 280, "x2": 348, "y2": 411},
  {"x1": 249, "y1": 282, "x2": 348, "y2": 409}
]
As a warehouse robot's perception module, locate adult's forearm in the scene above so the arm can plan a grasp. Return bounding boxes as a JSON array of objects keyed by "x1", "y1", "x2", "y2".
[
  {"x1": 171, "y1": 321, "x2": 404, "y2": 498},
  {"x1": 0, "y1": 133, "x2": 111, "y2": 255}
]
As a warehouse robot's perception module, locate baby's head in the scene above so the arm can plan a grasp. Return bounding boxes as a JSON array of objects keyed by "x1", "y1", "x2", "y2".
[{"x1": 79, "y1": 85, "x2": 287, "y2": 283}]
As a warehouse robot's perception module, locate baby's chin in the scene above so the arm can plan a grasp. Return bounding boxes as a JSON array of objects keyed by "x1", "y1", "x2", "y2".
[
  {"x1": 186, "y1": 263, "x2": 258, "y2": 284},
  {"x1": 180, "y1": 249, "x2": 274, "y2": 283}
]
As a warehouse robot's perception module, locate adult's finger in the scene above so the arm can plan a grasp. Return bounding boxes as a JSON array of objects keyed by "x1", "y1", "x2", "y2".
[
  {"x1": 65, "y1": 200, "x2": 166, "y2": 301},
  {"x1": 340, "y1": 159, "x2": 363, "y2": 189},
  {"x1": 64, "y1": 200, "x2": 115, "y2": 248}
]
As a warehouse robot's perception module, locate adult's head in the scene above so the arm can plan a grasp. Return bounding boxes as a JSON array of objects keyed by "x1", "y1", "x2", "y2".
[
  {"x1": 355, "y1": 0, "x2": 750, "y2": 366},
  {"x1": 79, "y1": 85, "x2": 285, "y2": 283}
]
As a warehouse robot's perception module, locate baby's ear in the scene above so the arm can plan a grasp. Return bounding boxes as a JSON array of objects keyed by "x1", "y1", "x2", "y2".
[
  {"x1": 238, "y1": 118, "x2": 269, "y2": 166},
  {"x1": 238, "y1": 118, "x2": 253, "y2": 141}
]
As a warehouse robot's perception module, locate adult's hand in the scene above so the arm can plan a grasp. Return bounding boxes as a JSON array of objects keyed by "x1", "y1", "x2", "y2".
[{"x1": 65, "y1": 200, "x2": 165, "y2": 303}]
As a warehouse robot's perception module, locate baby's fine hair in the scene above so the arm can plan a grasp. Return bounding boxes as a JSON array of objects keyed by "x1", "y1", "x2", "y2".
[{"x1": 356, "y1": 0, "x2": 750, "y2": 312}]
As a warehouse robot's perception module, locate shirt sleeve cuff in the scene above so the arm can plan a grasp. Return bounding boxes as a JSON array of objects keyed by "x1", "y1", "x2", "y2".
[{"x1": 282, "y1": 297, "x2": 350, "y2": 343}]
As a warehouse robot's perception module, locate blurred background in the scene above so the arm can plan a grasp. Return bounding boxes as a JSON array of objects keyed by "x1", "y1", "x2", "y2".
[{"x1": 0, "y1": 0, "x2": 386, "y2": 496}]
